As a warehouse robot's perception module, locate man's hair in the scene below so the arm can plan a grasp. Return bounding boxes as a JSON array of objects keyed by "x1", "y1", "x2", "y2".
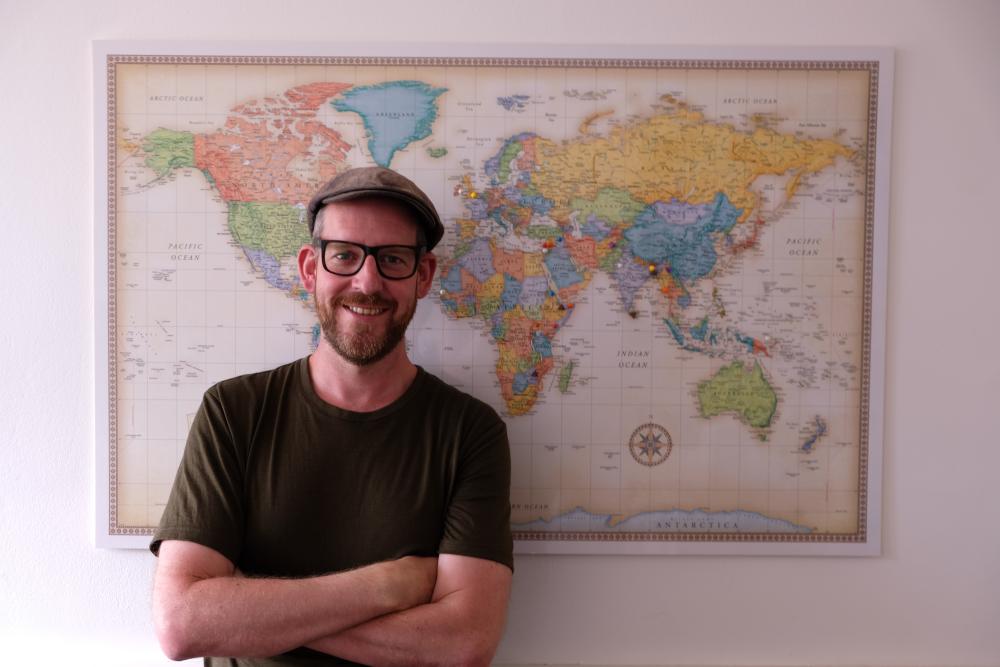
[{"x1": 312, "y1": 198, "x2": 428, "y2": 249}]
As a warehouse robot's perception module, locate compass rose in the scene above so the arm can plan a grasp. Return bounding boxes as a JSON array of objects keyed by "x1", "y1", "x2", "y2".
[{"x1": 628, "y1": 423, "x2": 673, "y2": 466}]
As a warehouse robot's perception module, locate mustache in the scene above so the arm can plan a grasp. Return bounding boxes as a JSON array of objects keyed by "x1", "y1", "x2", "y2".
[{"x1": 333, "y1": 293, "x2": 395, "y2": 309}]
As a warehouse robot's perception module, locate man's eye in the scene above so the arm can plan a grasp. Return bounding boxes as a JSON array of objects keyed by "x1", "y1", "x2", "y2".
[
  {"x1": 328, "y1": 247, "x2": 360, "y2": 263},
  {"x1": 381, "y1": 253, "x2": 406, "y2": 265}
]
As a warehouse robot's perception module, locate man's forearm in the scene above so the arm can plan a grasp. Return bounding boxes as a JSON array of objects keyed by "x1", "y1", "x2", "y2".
[
  {"x1": 155, "y1": 568, "x2": 388, "y2": 659},
  {"x1": 306, "y1": 556, "x2": 512, "y2": 667},
  {"x1": 153, "y1": 542, "x2": 436, "y2": 661},
  {"x1": 308, "y1": 591, "x2": 502, "y2": 667}
]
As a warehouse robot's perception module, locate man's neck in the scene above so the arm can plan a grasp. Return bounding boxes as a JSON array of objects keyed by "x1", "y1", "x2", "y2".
[{"x1": 307, "y1": 341, "x2": 418, "y2": 413}]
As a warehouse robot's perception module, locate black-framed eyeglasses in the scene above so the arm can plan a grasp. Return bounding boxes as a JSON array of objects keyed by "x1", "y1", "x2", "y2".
[{"x1": 315, "y1": 240, "x2": 426, "y2": 280}]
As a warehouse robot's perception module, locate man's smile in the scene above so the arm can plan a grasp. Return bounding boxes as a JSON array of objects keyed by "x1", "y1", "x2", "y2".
[
  {"x1": 343, "y1": 303, "x2": 389, "y2": 317},
  {"x1": 335, "y1": 293, "x2": 396, "y2": 320}
]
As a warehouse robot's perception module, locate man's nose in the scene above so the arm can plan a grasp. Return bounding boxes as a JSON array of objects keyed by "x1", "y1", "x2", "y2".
[{"x1": 351, "y1": 254, "x2": 384, "y2": 293}]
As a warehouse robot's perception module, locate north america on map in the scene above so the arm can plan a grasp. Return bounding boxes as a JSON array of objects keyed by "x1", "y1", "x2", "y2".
[{"x1": 114, "y1": 63, "x2": 870, "y2": 541}]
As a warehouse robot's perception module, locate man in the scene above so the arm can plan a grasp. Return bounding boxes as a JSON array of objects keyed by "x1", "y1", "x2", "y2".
[{"x1": 151, "y1": 167, "x2": 513, "y2": 666}]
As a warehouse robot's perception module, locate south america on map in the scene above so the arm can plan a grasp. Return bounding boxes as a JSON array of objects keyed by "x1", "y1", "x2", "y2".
[{"x1": 111, "y1": 60, "x2": 873, "y2": 545}]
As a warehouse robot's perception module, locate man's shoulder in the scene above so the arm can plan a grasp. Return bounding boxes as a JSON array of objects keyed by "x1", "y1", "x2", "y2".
[
  {"x1": 414, "y1": 368, "x2": 504, "y2": 423},
  {"x1": 206, "y1": 358, "x2": 306, "y2": 403}
]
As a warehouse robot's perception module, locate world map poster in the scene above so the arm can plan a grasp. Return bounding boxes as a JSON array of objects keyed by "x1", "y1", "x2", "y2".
[{"x1": 95, "y1": 44, "x2": 891, "y2": 554}]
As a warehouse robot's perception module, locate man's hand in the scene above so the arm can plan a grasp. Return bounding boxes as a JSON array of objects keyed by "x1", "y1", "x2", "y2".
[
  {"x1": 153, "y1": 540, "x2": 439, "y2": 661},
  {"x1": 383, "y1": 555, "x2": 438, "y2": 611}
]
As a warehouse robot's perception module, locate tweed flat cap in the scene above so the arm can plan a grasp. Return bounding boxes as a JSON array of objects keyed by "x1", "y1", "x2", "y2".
[{"x1": 306, "y1": 167, "x2": 445, "y2": 250}]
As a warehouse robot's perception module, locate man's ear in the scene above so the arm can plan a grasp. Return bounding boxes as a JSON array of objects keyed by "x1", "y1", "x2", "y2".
[
  {"x1": 415, "y1": 251, "x2": 437, "y2": 299},
  {"x1": 298, "y1": 243, "x2": 319, "y2": 293}
]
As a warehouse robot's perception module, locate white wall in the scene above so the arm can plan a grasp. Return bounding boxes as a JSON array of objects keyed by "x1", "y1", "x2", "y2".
[{"x1": 1, "y1": 1, "x2": 998, "y2": 665}]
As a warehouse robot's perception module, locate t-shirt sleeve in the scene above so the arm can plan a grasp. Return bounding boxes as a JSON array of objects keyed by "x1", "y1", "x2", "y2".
[
  {"x1": 438, "y1": 406, "x2": 514, "y2": 571},
  {"x1": 149, "y1": 386, "x2": 246, "y2": 563}
]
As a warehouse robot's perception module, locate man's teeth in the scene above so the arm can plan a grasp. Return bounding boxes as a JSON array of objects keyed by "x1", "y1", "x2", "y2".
[{"x1": 346, "y1": 305, "x2": 386, "y2": 316}]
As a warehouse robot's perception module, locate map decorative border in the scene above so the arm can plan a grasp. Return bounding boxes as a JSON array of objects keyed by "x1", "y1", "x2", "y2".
[{"x1": 95, "y1": 43, "x2": 892, "y2": 555}]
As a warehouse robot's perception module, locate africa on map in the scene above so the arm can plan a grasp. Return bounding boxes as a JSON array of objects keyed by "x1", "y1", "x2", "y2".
[{"x1": 99, "y1": 49, "x2": 888, "y2": 554}]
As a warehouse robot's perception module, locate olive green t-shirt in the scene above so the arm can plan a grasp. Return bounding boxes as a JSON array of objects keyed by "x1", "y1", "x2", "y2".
[{"x1": 151, "y1": 358, "x2": 512, "y2": 664}]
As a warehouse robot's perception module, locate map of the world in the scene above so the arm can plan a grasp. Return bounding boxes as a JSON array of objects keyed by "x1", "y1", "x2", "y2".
[{"x1": 99, "y1": 49, "x2": 887, "y2": 553}]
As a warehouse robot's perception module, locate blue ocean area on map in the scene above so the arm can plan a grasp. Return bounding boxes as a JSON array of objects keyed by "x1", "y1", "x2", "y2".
[
  {"x1": 332, "y1": 81, "x2": 446, "y2": 167},
  {"x1": 513, "y1": 507, "x2": 813, "y2": 534}
]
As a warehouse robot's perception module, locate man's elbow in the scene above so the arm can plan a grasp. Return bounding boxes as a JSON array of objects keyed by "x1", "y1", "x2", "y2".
[
  {"x1": 453, "y1": 641, "x2": 498, "y2": 667},
  {"x1": 153, "y1": 601, "x2": 203, "y2": 661},
  {"x1": 444, "y1": 626, "x2": 503, "y2": 667}
]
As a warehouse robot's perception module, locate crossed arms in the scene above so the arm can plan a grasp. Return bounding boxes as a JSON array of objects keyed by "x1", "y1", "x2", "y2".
[{"x1": 153, "y1": 540, "x2": 512, "y2": 666}]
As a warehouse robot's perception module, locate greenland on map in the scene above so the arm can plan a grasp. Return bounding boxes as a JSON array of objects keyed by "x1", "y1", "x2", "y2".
[{"x1": 95, "y1": 44, "x2": 891, "y2": 554}]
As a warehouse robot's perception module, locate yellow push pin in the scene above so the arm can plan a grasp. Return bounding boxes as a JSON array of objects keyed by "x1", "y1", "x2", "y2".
[
  {"x1": 469, "y1": 191, "x2": 479, "y2": 199},
  {"x1": 648, "y1": 264, "x2": 657, "y2": 274}
]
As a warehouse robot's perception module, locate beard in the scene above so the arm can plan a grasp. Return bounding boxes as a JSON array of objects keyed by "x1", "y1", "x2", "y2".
[{"x1": 315, "y1": 291, "x2": 416, "y2": 366}]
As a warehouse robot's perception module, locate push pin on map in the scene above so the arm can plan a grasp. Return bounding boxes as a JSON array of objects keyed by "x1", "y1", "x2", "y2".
[
  {"x1": 468, "y1": 190, "x2": 479, "y2": 199},
  {"x1": 439, "y1": 289, "x2": 447, "y2": 296},
  {"x1": 648, "y1": 264, "x2": 658, "y2": 274}
]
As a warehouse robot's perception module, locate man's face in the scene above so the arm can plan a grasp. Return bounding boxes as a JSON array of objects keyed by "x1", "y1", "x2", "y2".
[{"x1": 302, "y1": 198, "x2": 435, "y2": 366}]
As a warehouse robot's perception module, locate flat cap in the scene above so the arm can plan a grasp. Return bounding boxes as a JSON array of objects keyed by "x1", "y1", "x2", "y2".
[{"x1": 306, "y1": 167, "x2": 445, "y2": 250}]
